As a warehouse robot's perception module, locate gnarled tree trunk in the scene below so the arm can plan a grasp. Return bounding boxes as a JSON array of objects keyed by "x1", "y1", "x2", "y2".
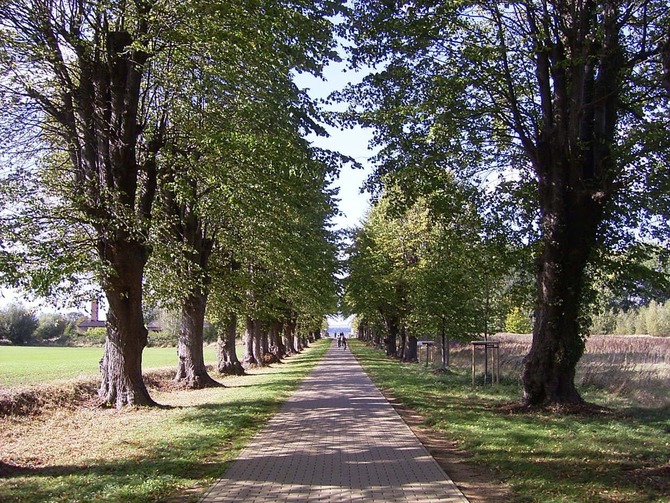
[
  {"x1": 99, "y1": 241, "x2": 156, "y2": 408},
  {"x1": 216, "y1": 314, "x2": 244, "y2": 375},
  {"x1": 175, "y1": 290, "x2": 219, "y2": 388},
  {"x1": 242, "y1": 316, "x2": 259, "y2": 368}
]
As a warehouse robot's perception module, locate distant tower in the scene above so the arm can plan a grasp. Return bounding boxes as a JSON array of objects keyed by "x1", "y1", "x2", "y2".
[{"x1": 91, "y1": 299, "x2": 99, "y2": 322}]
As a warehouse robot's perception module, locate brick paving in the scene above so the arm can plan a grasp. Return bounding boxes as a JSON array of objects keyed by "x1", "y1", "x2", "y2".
[{"x1": 200, "y1": 340, "x2": 469, "y2": 502}]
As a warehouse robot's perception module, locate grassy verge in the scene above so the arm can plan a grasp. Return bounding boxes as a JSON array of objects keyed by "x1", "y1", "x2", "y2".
[
  {"x1": 350, "y1": 340, "x2": 670, "y2": 503},
  {"x1": 0, "y1": 346, "x2": 220, "y2": 388},
  {"x1": 0, "y1": 339, "x2": 330, "y2": 502}
]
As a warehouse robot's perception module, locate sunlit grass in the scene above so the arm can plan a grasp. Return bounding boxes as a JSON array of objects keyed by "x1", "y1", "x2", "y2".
[
  {"x1": 0, "y1": 346, "x2": 219, "y2": 388},
  {"x1": 0, "y1": 339, "x2": 330, "y2": 502},
  {"x1": 350, "y1": 340, "x2": 670, "y2": 503}
]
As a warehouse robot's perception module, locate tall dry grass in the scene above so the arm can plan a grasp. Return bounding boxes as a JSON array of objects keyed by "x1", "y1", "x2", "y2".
[{"x1": 441, "y1": 334, "x2": 670, "y2": 407}]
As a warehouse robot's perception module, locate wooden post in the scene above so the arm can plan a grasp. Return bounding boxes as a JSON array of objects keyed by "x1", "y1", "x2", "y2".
[{"x1": 471, "y1": 343, "x2": 475, "y2": 386}]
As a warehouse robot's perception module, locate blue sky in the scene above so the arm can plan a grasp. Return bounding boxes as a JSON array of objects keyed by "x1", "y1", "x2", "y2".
[{"x1": 293, "y1": 59, "x2": 375, "y2": 231}]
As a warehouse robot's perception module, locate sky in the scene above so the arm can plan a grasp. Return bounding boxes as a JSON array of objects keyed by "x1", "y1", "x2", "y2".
[
  {"x1": 293, "y1": 60, "x2": 375, "y2": 231},
  {"x1": 1, "y1": 59, "x2": 376, "y2": 329}
]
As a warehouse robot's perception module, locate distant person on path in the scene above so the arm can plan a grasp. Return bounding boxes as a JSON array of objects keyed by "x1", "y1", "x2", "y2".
[
  {"x1": 341, "y1": 334, "x2": 347, "y2": 350},
  {"x1": 337, "y1": 332, "x2": 342, "y2": 348}
]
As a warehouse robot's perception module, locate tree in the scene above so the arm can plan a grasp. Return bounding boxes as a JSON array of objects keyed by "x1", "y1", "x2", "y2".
[
  {"x1": 344, "y1": 200, "x2": 410, "y2": 358},
  {"x1": 342, "y1": 1, "x2": 670, "y2": 405},
  {"x1": 34, "y1": 312, "x2": 69, "y2": 341},
  {"x1": 0, "y1": 0, "x2": 174, "y2": 406},
  {"x1": 142, "y1": 0, "x2": 342, "y2": 387},
  {"x1": 0, "y1": 303, "x2": 38, "y2": 344}
]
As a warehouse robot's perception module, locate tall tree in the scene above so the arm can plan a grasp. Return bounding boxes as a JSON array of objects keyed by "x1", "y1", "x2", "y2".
[
  {"x1": 0, "y1": 0, "x2": 177, "y2": 406},
  {"x1": 342, "y1": 1, "x2": 670, "y2": 406}
]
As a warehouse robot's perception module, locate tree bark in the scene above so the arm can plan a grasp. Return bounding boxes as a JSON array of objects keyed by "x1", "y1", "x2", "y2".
[
  {"x1": 384, "y1": 314, "x2": 399, "y2": 357},
  {"x1": 268, "y1": 320, "x2": 284, "y2": 360},
  {"x1": 242, "y1": 316, "x2": 258, "y2": 368},
  {"x1": 282, "y1": 320, "x2": 297, "y2": 355},
  {"x1": 404, "y1": 333, "x2": 418, "y2": 362},
  {"x1": 398, "y1": 324, "x2": 407, "y2": 360},
  {"x1": 293, "y1": 330, "x2": 303, "y2": 353},
  {"x1": 99, "y1": 241, "x2": 156, "y2": 408},
  {"x1": 251, "y1": 319, "x2": 265, "y2": 366},
  {"x1": 521, "y1": 178, "x2": 602, "y2": 405},
  {"x1": 174, "y1": 290, "x2": 219, "y2": 388},
  {"x1": 440, "y1": 318, "x2": 450, "y2": 369},
  {"x1": 216, "y1": 314, "x2": 244, "y2": 376}
]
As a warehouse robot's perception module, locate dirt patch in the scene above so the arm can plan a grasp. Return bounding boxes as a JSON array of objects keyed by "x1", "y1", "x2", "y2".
[
  {"x1": 384, "y1": 394, "x2": 516, "y2": 503},
  {"x1": 0, "y1": 382, "x2": 100, "y2": 417},
  {"x1": 0, "y1": 368, "x2": 201, "y2": 417},
  {"x1": 627, "y1": 464, "x2": 670, "y2": 494}
]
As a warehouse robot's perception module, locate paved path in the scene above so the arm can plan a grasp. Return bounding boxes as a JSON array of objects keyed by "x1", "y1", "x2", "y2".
[{"x1": 201, "y1": 340, "x2": 468, "y2": 502}]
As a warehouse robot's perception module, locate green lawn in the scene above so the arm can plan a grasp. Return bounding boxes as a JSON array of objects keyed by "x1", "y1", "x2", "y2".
[
  {"x1": 350, "y1": 340, "x2": 670, "y2": 503},
  {"x1": 0, "y1": 339, "x2": 330, "y2": 503},
  {"x1": 0, "y1": 345, "x2": 218, "y2": 388}
]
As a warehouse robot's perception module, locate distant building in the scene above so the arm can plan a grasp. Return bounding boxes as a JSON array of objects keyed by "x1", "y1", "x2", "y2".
[
  {"x1": 76, "y1": 299, "x2": 106, "y2": 331},
  {"x1": 146, "y1": 319, "x2": 162, "y2": 332}
]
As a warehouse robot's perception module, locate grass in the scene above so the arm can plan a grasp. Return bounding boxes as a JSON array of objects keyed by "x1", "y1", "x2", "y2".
[
  {"x1": 0, "y1": 339, "x2": 330, "y2": 502},
  {"x1": 350, "y1": 339, "x2": 670, "y2": 503},
  {"x1": 0, "y1": 346, "x2": 219, "y2": 388}
]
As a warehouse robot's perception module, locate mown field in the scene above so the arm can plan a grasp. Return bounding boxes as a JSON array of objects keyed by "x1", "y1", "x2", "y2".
[
  {"x1": 350, "y1": 338, "x2": 670, "y2": 503},
  {"x1": 0, "y1": 340, "x2": 330, "y2": 502},
  {"x1": 0, "y1": 345, "x2": 218, "y2": 388}
]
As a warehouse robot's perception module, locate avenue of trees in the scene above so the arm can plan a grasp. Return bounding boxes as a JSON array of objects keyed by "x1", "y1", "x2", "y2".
[
  {"x1": 0, "y1": 0, "x2": 343, "y2": 407},
  {"x1": 341, "y1": 1, "x2": 670, "y2": 406},
  {"x1": 1, "y1": 1, "x2": 670, "y2": 411}
]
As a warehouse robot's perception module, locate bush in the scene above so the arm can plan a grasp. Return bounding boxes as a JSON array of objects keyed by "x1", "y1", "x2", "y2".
[
  {"x1": 73, "y1": 327, "x2": 106, "y2": 346},
  {"x1": 147, "y1": 330, "x2": 178, "y2": 347},
  {"x1": 0, "y1": 304, "x2": 39, "y2": 344},
  {"x1": 34, "y1": 313, "x2": 69, "y2": 341},
  {"x1": 504, "y1": 307, "x2": 532, "y2": 334}
]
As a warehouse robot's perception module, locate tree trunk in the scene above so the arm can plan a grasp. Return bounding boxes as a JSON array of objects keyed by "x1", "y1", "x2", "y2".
[
  {"x1": 404, "y1": 333, "x2": 418, "y2": 362},
  {"x1": 440, "y1": 318, "x2": 450, "y2": 369},
  {"x1": 258, "y1": 322, "x2": 275, "y2": 365},
  {"x1": 398, "y1": 325, "x2": 407, "y2": 360},
  {"x1": 174, "y1": 291, "x2": 219, "y2": 388},
  {"x1": 293, "y1": 331, "x2": 303, "y2": 353},
  {"x1": 520, "y1": 3, "x2": 622, "y2": 406},
  {"x1": 521, "y1": 188, "x2": 601, "y2": 405},
  {"x1": 269, "y1": 320, "x2": 284, "y2": 359},
  {"x1": 283, "y1": 321, "x2": 296, "y2": 355},
  {"x1": 384, "y1": 314, "x2": 398, "y2": 357},
  {"x1": 251, "y1": 319, "x2": 265, "y2": 366},
  {"x1": 99, "y1": 241, "x2": 156, "y2": 408},
  {"x1": 242, "y1": 316, "x2": 258, "y2": 368},
  {"x1": 216, "y1": 314, "x2": 244, "y2": 376}
]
